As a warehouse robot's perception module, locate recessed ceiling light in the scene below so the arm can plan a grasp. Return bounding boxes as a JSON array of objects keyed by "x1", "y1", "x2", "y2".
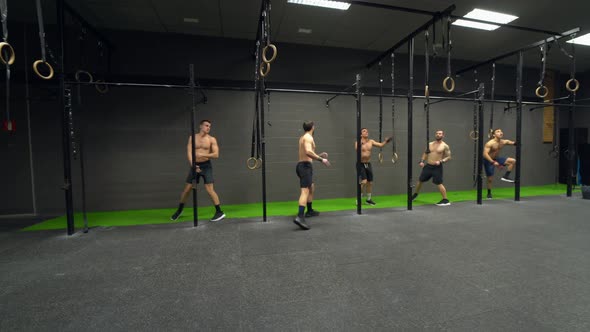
[
  {"x1": 567, "y1": 33, "x2": 590, "y2": 46},
  {"x1": 452, "y1": 8, "x2": 518, "y2": 31},
  {"x1": 183, "y1": 18, "x2": 199, "y2": 23},
  {"x1": 287, "y1": 0, "x2": 351, "y2": 11},
  {"x1": 298, "y1": 28, "x2": 312, "y2": 34}
]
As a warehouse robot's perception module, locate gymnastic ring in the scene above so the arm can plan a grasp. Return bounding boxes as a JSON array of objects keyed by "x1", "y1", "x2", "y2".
[
  {"x1": 256, "y1": 158, "x2": 263, "y2": 169},
  {"x1": 260, "y1": 61, "x2": 271, "y2": 77},
  {"x1": 75, "y1": 70, "x2": 94, "y2": 83},
  {"x1": 95, "y1": 80, "x2": 109, "y2": 94},
  {"x1": 378, "y1": 152, "x2": 383, "y2": 163},
  {"x1": 391, "y1": 152, "x2": 399, "y2": 164},
  {"x1": 487, "y1": 128, "x2": 494, "y2": 139},
  {"x1": 0, "y1": 42, "x2": 16, "y2": 65},
  {"x1": 443, "y1": 76, "x2": 455, "y2": 92},
  {"x1": 566, "y1": 78, "x2": 579, "y2": 93},
  {"x1": 469, "y1": 130, "x2": 478, "y2": 140},
  {"x1": 32, "y1": 60, "x2": 54, "y2": 80},
  {"x1": 262, "y1": 44, "x2": 277, "y2": 63},
  {"x1": 535, "y1": 85, "x2": 548, "y2": 99},
  {"x1": 247, "y1": 157, "x2": 258, "y2": 170},
  {"x1": 424, "y1": 85, "x2": 429, "y2": 98}
]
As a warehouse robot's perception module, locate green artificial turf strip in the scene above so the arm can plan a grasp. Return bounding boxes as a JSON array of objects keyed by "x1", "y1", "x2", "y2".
[{"x1": 23, "y1": 184, "x2": 570, "y2": 231}]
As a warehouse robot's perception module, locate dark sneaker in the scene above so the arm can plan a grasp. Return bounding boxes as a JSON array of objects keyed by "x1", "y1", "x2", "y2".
[
  {"x1": 293, "y1": 216, "x2": 310, "y2": 230},
  {"x1": 305, "y1": 210, "x2": 320, "y2": 218},
  {"x1": 436, "y1": 199, "x2": 451, "y2": 206},
  {"x1": 366, "y1": 199, "x2": 376, "y2": 205},
  {"x1": 501, "y1": 176, "x2": 515, "y2": 183},
  {"x1": 411, "y1": 193, "x2": 418, "y2": 201},
  {"x1": 211, "y1": 211, "x2": 226, "y2": 222},
  {"x1": 487, "y1": 193, "x2": 493, "y2": 199},
  {"x1": 170, "y1": 209, "x2": 183, "y2": 221}
]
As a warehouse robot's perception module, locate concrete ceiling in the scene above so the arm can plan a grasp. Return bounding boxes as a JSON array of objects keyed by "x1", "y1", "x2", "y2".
[{"x1": 8, "y1": 0, "x2": 590, "y2": 72}]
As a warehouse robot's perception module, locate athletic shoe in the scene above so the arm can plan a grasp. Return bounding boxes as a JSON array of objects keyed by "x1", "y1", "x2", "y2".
[
  {"x1": 366, "y1": 199, "x2": 376, "y2": 205},
  {"x1": 211, "y1": 211, "x2": 226, "y2": 222},
  {"x1": 305, "y1": 210, "x2": 320, "y2": 218},
  {"x1": 170, "y1": 209, "x2": 183, "y2": 221},
  {"x1": 487, "y1": 193, "x2": 493, "y2": 199},
  {"x1": 293, "y1": 216, "x2": 310, "y2": 230},
  {"x1": 411, "y1": 193, "x2": 418, "y2": 201},
  {"x1": 501, "y1": 176, "x2": 515, "y2": 183},
  {"x1": 436, "y1": 199, "x2": 451, "y2": 206}
]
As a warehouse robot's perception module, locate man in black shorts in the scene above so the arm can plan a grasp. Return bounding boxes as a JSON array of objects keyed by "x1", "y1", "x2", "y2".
[
  {"x1": 411, "y1": 130, "x2": 452, "y2": 206},
  {"x1": 170, "y1": 120, "x2": 225, "y2": 222},
  {"x1": 294, "y1": 121, "x2": 330, "y2": 230}
]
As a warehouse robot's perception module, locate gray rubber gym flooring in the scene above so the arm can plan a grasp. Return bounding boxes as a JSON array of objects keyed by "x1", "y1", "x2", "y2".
[{"x1": 1, "y1": 195, "x2": 589, "y2": 331}]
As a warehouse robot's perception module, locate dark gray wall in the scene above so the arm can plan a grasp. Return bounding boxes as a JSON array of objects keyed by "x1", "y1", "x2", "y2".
[{"x1": 1, "y1": 27, "x2": 575, "y2": 215}]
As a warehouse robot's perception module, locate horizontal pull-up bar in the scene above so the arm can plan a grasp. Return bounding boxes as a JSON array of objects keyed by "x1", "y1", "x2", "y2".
[
  {"x1": 456, "y1": 28, "x2": 581, "y2": 75},
  {"x1": 366, "y1": 4, "x2": 455, "y2": 69}
]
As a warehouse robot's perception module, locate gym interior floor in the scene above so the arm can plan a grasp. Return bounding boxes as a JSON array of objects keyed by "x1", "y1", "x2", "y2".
[{"x1": 1, "y1": 194, "x2": 589, "y2": 331}]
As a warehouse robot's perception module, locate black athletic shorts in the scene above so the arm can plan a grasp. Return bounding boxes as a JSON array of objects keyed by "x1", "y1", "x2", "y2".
[
  {"x1": 296, "y1": 161, "x2": 313, "y2": 188},
  {"x1": 418, "y1": 164, "x2": 443, "y2": 185},
  {"x1": 186, "y1": 160, "x2": 214, "y2": 184},
  {"x1": 357, "y1": 162, "x2": 374, "y2": 182}
]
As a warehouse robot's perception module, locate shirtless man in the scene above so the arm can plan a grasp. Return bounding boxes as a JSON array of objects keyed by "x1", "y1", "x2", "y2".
[
  {"x1": 483, "y1": 128, "x2": 517, "y2": 199},
  {"x1": 354, "y1": 128, "x2": 392, "y2": 205},
  {"x1": 411, "y1": 130, "x2": 452, "y2": 206},
  {"x1": 293, "y1": 121, "x2": 330, "y2": 230},
  {"x1": 170, "y1": 119, "x2": 225, "y2": 222}
]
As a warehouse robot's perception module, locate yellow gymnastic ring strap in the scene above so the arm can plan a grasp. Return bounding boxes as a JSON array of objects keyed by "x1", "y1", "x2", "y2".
[
  {"x1": 260, "y1": 61, "x2": 271, "y2": 77},
  {"x1": 32, "y1": 60, "x2": 54, "y2": 80},
  {"x1": 443, "y1": 76, "x2": 455, "y2": 92},
  {"x1": 75, "y1": 70, "x2": 94, "y2": 83},
  {"x1": 378, "y1": 152, "x2": 383, "y2": 163},
  {"x1": 95, "y1": 80, "x2": 109, "y2": 94},
  {"x1": 262, "y1": 44, "x2": 277, "y2": 63},
  {"x1": 247, "y1": 157, "x2": 258, "y2": 170},
  {"x1": 535, "y1": 85, "x2": 548, "y2": 98},
  {"x1": 566, "y1": 78, "x2": 579, "y2": 93},
  {"x1": 391, "y1": 152, "x2": 399, "y2": 164},
  {"x1": 0, "y1": 42, "x2": 16, "y2": 65}
]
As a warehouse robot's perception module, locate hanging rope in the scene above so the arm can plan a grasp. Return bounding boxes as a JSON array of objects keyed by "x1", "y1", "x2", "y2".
[
  {"x1": 442, "y1": 16, "x2": 455, "y2": 93},
  {"x1": 488, "y1": 62, "x2": 496, "y2": 138},
  {"x1": 424, "y1": 30, "x2": 431, "y2": 154},
  {"x1": 377, "y1": 61, "x2": 384, "y2": 163},
  {"x1": 535, "y1": 40, "x2": 548, "y2": 98},
  {"x1": 390, "y1": 52, "x2": 398, "y2": 164}
]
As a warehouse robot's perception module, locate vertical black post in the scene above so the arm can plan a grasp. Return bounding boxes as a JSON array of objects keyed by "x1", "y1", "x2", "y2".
[
  {"x1": 56, "y1": 0, "x2": 75, "y2": 235},
  {"x1": 476, "y1": 83, "x2": 485, "y2": 204},
  {"x1": 566, "y1": 94, "x2": 576, "y2": 196},
  {"x1": 259, "y1": 78, "x2": 267, "y2": 221},
  {"x1": 189, "y1": 64, "x2": 198, "y2": 227},
  {"x1": 355, "y1": 74, "x2": 362, "y2": 215},
  {"x1": 515, "y1": 51, "x2": 523, "y2": 201},
  {"x1": 407, "y1": 38, "x2": 415, "y2": 210}
]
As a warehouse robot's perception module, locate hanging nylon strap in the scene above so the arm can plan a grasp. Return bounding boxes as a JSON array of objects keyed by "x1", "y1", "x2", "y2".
[
  {"x1": 95, "y1": 42, "x2": 108, "y2": 93},
  {"x1": 442, "y1": 16, "x2": 455, "y2": 92},
  {"x1": 248, "y1": 40, "x2": 263, "y2": 169},
  {"x1": 424, "y1": 30, "x2": 431, "y2": 154},
  {"x1": 74, "y1": 28, "x2": 93, "y2": 83},
  {"x1": 0, "y1": 0, "x2": 15, "y2": 66},
  {"x1": 535, "y1": 40, "x2": 548, "y2": 98},
  {"x1": 378, "y1": 61, "x2": 384, "y2": 163},
  {"x1": 489, "y1": 63, "x2": 496, "y2": 138},
  {"x1": 565, "y1": 34, "x2": 579, "y2": 93},
  {"x1": 391, "y1": 52, "x2": 398, "y2": 163},
  {"x1": 33, "y1": 0, "x2": 54, "y2": 80},
  {"x1": 261, "y1": 0, "x2": 277, "y2": 65}
]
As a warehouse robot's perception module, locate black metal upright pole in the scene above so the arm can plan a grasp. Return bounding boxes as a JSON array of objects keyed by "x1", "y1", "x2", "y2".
[
  {"x1": 515, "y1": 51, "x2": 523, "y2": 201},
  {"x1": 407, "y1": 38, "x2": 414, "y2": 211},
  {"x1": 259, "y1": 75, "x2": 267, "y2": 221},
  {"x1": 355, "y1": 73, "x2": 362, "y2": 215},
  {"x1": 189, "y1": 64, "x2": 198, "y2": 227},
  {"x1": 567, "y1": 93, "x2": 576, "y2": 197},
  {"x1": 476, "y1": 83, "x2": 485, "y2": 204},
  {"x1": 56, "y1": 0, "x2": 75, "y2": 235}
]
